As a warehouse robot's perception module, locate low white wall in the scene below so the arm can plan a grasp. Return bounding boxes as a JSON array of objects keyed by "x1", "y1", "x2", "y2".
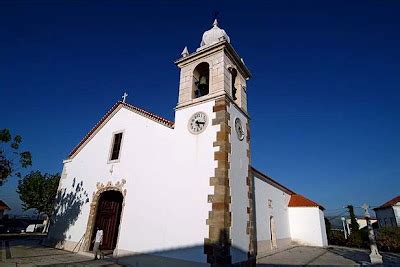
[{"x1": 288, "y1": 207, "x2": 327, "y2": 247}]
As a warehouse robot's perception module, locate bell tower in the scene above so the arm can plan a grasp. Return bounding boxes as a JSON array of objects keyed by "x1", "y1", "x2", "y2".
[
  {"x1": 175, "y1": 19, "x2": 251, "y2": 113},
  {"x1": 174, "y1": 20, "x2": 256, "y2": 266}
]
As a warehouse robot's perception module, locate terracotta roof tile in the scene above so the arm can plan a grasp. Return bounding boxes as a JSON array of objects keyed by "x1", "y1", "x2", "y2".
[
  {"x1": 0, "y1": 200, "x2": 10, "y2": 210},
  {"x1": 68, "y1": 101, "x2": 174, "y2": 158},
  {"x1": 374, "y1": 195, "x2": 400, "y2": 210},
  {"x1": 288, "y1": 194, "x2": 325, "y2": 210}
]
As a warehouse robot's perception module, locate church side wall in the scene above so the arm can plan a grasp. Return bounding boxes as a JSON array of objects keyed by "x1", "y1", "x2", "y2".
[
  {"x1": 229, "y1": 104, "x2": 250, "y2": 263},
  {"x1": 254, "y1": 177, "x2": 292, "y2": 256},
  {"x1": 288, "y1": 207, "x2": 328, "y2": 247}
]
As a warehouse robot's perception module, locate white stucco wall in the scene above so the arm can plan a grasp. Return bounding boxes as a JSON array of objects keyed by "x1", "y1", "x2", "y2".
[
  {"x1": 254, "y1": 177, "x2": 292, "y2": 254},
  {"x1": 229, "y1": 104, "x2": 250, "y2": 263},
  {"x1": 394, "y1": 206, "x2": 400, "y2": 226},
  {"x1": 375, "y1": 206, "x2": 398, "y2": 227},
  {"x1": 50, "y1": 100, "x2": 219, "y2": 263},
  {"x1": 288, "y1": 207, "x2": 328, "y2": 247}
]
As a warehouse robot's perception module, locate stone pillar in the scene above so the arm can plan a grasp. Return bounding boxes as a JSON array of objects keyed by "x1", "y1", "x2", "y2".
[
  {"x1": 205, "y1": 97, "x2": 232, "y2": 265},
  {"x1": 362, "y1": 204, "x2": 383, "y2": 264}
]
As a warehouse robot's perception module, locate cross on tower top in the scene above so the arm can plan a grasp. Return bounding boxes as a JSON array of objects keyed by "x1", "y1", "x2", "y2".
[{"x1": 122, "y1": 92, "x2": 128, "y2": 103}]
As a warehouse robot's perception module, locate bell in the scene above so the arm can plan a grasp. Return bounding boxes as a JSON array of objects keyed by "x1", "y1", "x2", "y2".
[{"x1": 197, "y1": 75, "x2": 209, "y2": 96}]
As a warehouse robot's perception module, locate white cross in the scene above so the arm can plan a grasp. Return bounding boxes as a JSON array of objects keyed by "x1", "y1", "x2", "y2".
[
  {"x1": 122, "y1": 92, "x2": 128, "y2": 103},
  {"x1": 362, "y1": 203, "x2": 370, "y2": 218}
]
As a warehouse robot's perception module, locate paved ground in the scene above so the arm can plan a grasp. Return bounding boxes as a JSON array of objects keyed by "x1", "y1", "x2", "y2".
[
  {"x1": 0, "y1": 237, "x2": 119, "y2": 266},
  {"x1": 257, "y1": 245, "x2": 400, "y2": 266},
  {"x1": 1, "y1": 236, "x2": 400, "y2": 266}
]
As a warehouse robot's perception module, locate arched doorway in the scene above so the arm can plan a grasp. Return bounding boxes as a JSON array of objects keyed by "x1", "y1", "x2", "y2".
[
  {"x1": 91, "y1": 190, "x2": 123, "y2": 251},
  {"x1": 270, "y1": 216, "x2": 277, "y2": 250}
]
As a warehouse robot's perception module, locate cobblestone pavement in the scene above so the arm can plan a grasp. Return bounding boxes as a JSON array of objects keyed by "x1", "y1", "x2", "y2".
[{"x1": 257, "y1": 245, "x2": 400, "y2": 266}]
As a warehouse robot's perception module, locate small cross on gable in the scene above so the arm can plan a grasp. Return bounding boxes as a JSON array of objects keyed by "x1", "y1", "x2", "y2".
[{"x1": 122, "y1": 92, "x2": 128, "y2": 103}]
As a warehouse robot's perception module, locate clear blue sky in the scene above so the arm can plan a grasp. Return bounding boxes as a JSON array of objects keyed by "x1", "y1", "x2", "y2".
[{"x1": 1, "y1": 0, "x2": 399, "y2": 216}]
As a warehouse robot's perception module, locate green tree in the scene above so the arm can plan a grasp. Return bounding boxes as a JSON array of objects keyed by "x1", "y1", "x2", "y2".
[
  {"x1": 0, "y1": 128, "x2": 32, "y2": 185},
  {"x1": 16, "y1": 171, "x2": 60, "y2": 218},
  {"x1": 346, "y1": 205, "x2": 360, "y2": 233}
]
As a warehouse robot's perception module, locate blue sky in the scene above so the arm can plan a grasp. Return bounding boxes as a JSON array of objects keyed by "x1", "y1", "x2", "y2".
[{"x1": 1, "y1": 0, "x2": 399, "y2": 216}]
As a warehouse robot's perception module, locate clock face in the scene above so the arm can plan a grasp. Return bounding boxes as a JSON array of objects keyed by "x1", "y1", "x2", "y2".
[
  {"x1": 235, "y1": 117, "x2": 245, "y2": 141},
  {"x1": 188, "y1": 112, "x2": 208, "y2": 134}
]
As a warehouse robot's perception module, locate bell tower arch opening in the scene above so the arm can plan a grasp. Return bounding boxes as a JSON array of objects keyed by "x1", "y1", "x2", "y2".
[
  {"x1": 229, "y1": 67, "x2": 238, "y2": 101},
  {"x1": 193, "y1": 62, "x2": 210, "y2": 98}
]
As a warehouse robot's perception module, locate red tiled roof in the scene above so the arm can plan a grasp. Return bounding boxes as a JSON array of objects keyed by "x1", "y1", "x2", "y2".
[
  {"x1": 374, "y1": 195, "x2": 400, "y2": 210},
  {"x1": 0, "y1": 200, "x2": 10, "y2": 211},
  {"x1": 68, "y1": 101, "x2": 174, "y2": 158},
  {"x1": 288, "y1": 194, "x2": 325, "y2": 211}
]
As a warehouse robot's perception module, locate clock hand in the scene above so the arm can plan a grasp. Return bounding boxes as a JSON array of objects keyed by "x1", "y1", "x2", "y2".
[{"x1": 197, "y1": 121, "x2": 205, "y2": 125}]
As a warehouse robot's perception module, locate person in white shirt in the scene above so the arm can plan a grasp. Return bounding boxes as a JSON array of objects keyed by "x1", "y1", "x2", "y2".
[{"x1": 92, "y1": 228, "x2": 103, "y2": 260}]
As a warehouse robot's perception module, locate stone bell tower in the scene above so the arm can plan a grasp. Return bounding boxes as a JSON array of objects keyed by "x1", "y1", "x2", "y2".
[
  {"x1": 175, "y1": 19, "x2": 251, "y2": 113},
  {"x1": 174, "y1": 20, "x2": 256, "y2": 265}
]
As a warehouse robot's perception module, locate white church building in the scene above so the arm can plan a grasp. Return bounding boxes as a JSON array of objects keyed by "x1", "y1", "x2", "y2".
[{"x1": 48, "y1": 20, "x2": 328, "y2": 266}]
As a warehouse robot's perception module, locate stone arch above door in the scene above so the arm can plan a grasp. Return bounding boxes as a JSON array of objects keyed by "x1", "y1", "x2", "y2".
[{"x1": 82, "y1": 179, "x2": 127, "y2": 252}]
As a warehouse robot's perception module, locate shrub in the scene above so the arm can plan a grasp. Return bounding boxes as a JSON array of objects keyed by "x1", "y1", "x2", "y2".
[
  {"x1": 376, "y1": 227, "x2": 400, "y2": 252},
  {"x1": 328, "y1": 230, "x2": 347, "y2": 246},
  {"x1": 346, "y1": 230, "x2": 369, "y2": 248}
]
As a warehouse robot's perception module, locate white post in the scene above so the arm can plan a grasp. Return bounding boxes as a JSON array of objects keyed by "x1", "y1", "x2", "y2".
[
  {"x1": 341, "y1": 217, "x2": 347, "y2": 239},
  {"x1": 362, "y1": 203, "x2": 383, "y2": 264}
]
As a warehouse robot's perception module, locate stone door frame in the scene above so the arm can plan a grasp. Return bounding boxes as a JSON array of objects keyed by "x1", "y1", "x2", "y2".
[
  {"x1": 82, "y1": 180, "x2": 127, "y2": 252},
  {"x1": 270, "y1": 216, "x2": 277, "y2": 249}
]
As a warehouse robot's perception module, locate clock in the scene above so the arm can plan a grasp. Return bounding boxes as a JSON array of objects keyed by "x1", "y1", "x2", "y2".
[
  {"x1": 235, "y1": 117, "x2": 245, "y2": 141},
  {"x1": 188, "y1": 112, "x2": 208, "y2": 134}
]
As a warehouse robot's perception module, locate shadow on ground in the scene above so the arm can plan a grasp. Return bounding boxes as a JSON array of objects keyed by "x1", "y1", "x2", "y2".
[{"x1": 328, "y1": 246, "x2": 400, "y2": 266}]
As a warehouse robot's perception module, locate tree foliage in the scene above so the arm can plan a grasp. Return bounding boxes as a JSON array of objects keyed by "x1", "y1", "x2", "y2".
[
  {"x1": 346, "y1": 205, "x2": 360, "y2": 233},
  {"x1": 376, "y1": 227, "x2": 400, "y2": 252},
  {"x1": 0, "y1": 128, "x2": 32, "y2": 185},
  {"x1": 16, "y1": 171, "x2": 60, "y2": 217}
]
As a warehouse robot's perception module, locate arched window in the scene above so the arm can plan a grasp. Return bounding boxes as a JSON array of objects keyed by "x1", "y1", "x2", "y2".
[
  {"x1": 230, "y1": 67, "x2": 238, "y2": 101},
  {"x1": 193, "y1": 62, "x2": 209, "y2": 98}
]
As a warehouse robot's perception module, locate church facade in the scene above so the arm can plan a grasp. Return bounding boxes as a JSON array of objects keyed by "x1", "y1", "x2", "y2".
[{"x1": 47, "y1": 20, "x2": 327, "y2": 266}]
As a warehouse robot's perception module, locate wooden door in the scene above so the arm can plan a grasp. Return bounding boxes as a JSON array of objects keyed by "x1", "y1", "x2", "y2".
[{"x1": 94, "y1": 192, "x2": 123, "y2": 250}]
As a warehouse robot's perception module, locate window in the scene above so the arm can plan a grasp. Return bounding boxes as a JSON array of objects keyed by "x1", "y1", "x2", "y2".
[
  {"x1": 230, "y1": 68, "x2": 238, "y2": 100},
  {"x1": 109, "y1": 132, "x2": 123, "y2": 161},
  {"x1": 268, "y1": 199, "x2": 273, "y2": 208},
  {"x1": 193, "y1": 62, "x2": 209, "y2": 98}
]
